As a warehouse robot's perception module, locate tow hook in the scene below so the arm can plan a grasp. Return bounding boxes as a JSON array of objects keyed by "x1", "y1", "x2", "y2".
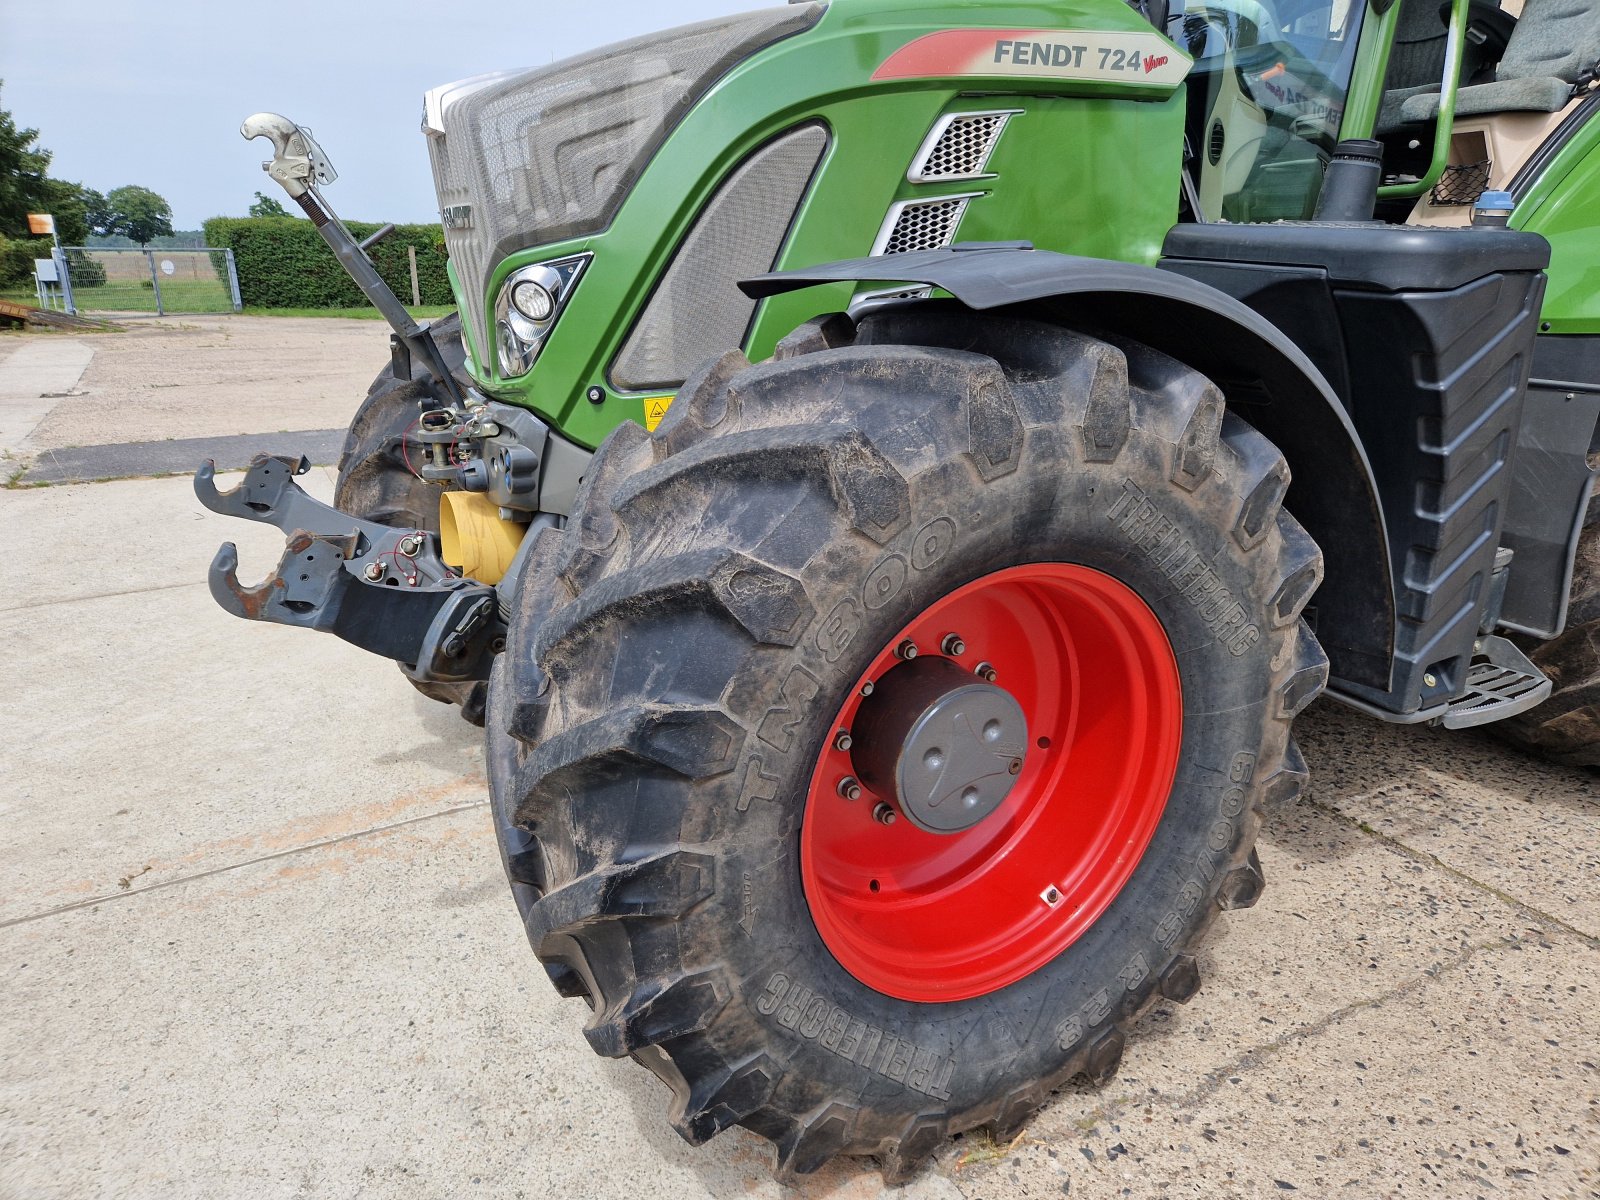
[{"x1": 195, "y1": 453, "x2": 504, "y2": 683}]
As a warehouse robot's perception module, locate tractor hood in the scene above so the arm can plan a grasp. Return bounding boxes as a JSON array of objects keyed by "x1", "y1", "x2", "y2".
[{"x1": 422, "y1": 5, "x2": 825, "y2": 364}]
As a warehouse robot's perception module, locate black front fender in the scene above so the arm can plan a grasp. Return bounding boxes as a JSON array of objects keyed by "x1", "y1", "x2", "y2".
[{"x1": 743, "y1": 244, "x2": 1395, "y2": 696}]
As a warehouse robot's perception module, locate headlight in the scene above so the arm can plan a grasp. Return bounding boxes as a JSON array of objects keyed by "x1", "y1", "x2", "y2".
[
  {"x1": 493, "y1": 254, "x2": 589, "y2": 378},
  {"x1": 511, "y1": 279, "x2": 555, "y2": 322}
]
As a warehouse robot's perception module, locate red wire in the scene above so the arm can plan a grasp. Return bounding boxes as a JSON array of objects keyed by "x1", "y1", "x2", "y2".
[
  {"x1": 401, "y1": 417, "x2": 423, "y2": 480},
  {"x1": 402, "y1": 415, "x2": 467, "y2": 481},
  {"x1": 370, "y1": 530, "x2": 427, "y2": 586}
]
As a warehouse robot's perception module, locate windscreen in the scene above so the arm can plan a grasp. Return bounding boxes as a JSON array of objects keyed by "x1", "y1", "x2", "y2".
[{"x1": 1175, "y1": 0, "x2": 1367, "y2": 220}]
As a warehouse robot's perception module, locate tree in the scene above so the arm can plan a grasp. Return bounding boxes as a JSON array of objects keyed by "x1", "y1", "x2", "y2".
[
  {"x1": 104, "y1": 185, "x2": 174, "y2": 247},
  {"x1": 40, "y1": 179, "x2": 100, "y2": 245},
  {"x1": 0, "y1": 82, "x2": 52, "y2": 238},
  {"x1": 81, "y1": 187, "x2": 113, "y2": 237},
  {"x1": 248, "y1": 190, "x2": 289, "y2": 218}
]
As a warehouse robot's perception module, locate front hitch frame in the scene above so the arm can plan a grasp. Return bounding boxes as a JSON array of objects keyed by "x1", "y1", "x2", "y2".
[{"x1": 196, "y1": 454, "x2": 503, "y2": 683}]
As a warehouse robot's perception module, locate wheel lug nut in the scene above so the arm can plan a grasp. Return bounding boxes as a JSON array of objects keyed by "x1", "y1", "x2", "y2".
[
  {"x1": 363, "y1": 561, "x2": 385, "y2": 582},
  {"x1": 975, "y1": 661, "x2": 998, "y2": 683},
  {"x1": 837, "y1": 776, "x2": 862, "y2": 801},
  {"x1": 941, "y1": 633, "x2": 966, "y2": 656},
  {"x1": 896, "y1": 640, "x2": 918, "y2": 660},
  {"x1": 872, "y1": 802, "x2": 898, "y2": 826},
  {"x1": 833, "y1": 730, "x2": 853, "y2": 752},
  {"x1": 860, "y1": 680, "x2": 875, "y2": 697},
  {"x1": 1008, "y1": 758, "x2": 1022, "y2": 775}
]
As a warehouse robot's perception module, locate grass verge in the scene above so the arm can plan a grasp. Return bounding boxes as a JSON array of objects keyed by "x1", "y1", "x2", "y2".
[
  {"x1": 3, "y1": 282, "x2": 231, "y2": 315},
  {"x1": 239, "y1": 305, "x2": 453, "y2": 320}
]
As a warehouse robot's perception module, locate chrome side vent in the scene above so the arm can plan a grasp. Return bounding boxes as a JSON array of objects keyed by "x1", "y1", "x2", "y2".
[
  {"x1": 908, "y1": 111, "x2": 1019, "y2": 183},
  {"x1": 872, "y1": 194, "x2": 980, "y2": 256},
  {"x1": 848, "y1": 284, "x2": 935, "y2": 319},
  {"x1": 869, "y1": 286, "x2": 934, "y2": 301}
]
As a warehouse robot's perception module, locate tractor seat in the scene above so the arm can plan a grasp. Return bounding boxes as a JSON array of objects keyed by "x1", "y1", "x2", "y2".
[
  {"x1": 1376, "y1": 0, "x2": 1473, "y2": 133},
  {"x1": 1398, "y1": 0, "x2": 1600, "y2": 119}
]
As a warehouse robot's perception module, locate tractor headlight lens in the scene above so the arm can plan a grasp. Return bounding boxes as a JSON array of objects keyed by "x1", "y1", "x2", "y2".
[
  {"x1": 510, "y1": 279, "x2": 555, "y2": 322},
  {"x1": 493, "y1": 254, "x2": 589, "y2": 378}
]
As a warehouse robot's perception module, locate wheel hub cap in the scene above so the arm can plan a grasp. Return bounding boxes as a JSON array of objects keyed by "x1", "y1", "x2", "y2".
[{"x1": 852, "y1": 658, "x2": 1027, "y2": 834}]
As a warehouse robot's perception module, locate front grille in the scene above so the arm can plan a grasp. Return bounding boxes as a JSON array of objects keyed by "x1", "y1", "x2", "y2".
[
  {"x1": 873, "y1": 195, "x2": 978, "y2": 256},
  {"x1": 423, "y1": 5, "x2": 823, "y2": 371},
  {"x1": 909, "y1": 111, "x2": 1017, "y2": 182},
  {"x1": 611, "y1": 124, "x2": 829, "y2": 390}
]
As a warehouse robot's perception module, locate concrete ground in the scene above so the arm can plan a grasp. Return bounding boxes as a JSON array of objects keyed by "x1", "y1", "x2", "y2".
[
  {"x1": 1, "y1": 316, "x2": 387, "y2": 454},
  {"x1": 2, "y1": 317, "x2": 1597, "y2": 1200}
]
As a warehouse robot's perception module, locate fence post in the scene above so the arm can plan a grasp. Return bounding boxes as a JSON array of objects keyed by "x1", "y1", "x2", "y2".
[
  {"x1": 53, "y1": 247, "x2": 76, "y2": 315},
  {"x1": 225, "y1": 248, "x2": 242, "y2": 311},
  {"x1": 407, "y1": 245, "x2": 420, "y2": 307},
  {"x1": 146, "y1": 250, "x2": 165, "y2": 316}
]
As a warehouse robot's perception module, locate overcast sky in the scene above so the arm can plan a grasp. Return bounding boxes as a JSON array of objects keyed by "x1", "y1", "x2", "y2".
[{"x1": 1, "y1": 0, "x2": 757, "y2": 231}]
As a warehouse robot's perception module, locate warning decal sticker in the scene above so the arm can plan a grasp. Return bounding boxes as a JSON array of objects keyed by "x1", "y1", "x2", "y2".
[
  {"x1": 642, "y1": 395, "x2": 673, "y2": 432},
  {"x1": 873, "y1": 28, "x2": 1191, "y2": 88}
]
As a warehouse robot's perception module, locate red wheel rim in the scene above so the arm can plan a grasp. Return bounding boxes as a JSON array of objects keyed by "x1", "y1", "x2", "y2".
[{"x1": 801, "y1": 563, "x2": 1183, "y2": 1002}]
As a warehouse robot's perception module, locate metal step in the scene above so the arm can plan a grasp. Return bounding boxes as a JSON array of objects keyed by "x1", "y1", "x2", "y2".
[{"x1": 1439, "y1": 635, "x2": 1552, "y2": 729}]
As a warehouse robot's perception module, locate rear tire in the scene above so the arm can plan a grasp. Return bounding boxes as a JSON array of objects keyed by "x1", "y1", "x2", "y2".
[
  {"x1": 485, "y1": 311, "x2": 1326, "y2": 1178},
  {"x1": 333, "y1": 312, "x2": 485, "y2": 724},
  {"x1": 1498, "y1": 499, "x2": 1600, "y2": 765}
]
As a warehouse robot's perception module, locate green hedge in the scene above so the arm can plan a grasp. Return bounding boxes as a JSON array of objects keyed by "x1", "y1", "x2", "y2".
[
  {"x1": 0, "y1": 236, "x2": 57, "y2": 288},
  {"x1": 201, "y1": 216, "x2": 453, "y2": 309}
]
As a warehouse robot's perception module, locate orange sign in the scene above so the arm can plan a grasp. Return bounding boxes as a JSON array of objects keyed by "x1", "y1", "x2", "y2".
[{"x1": 26, "y1": 213, "x2": 55, "y2": 235}]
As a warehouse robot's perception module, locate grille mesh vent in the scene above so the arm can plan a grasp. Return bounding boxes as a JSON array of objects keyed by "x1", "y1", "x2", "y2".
[
  {"x1": 424, "y1": 5, "x2": 822, "y2": 372},
  {"x1": 877, "y1": 197, "x2": 973, "y2": 256},
  {"x1": 911, "y1": 112, "x2": 1014, "y2": 182},
  {"x1": 611, "y1": 125, "x2": 828, "y2": 390}
]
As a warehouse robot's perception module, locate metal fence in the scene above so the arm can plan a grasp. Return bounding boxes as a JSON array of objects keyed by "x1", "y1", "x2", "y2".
[{"x1": 53, "y1": 246, "x2": 242, "y2": 316}]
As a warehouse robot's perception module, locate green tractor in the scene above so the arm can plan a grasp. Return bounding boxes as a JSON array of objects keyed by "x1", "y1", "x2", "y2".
[{"x1": 199, "y1": 0, "x2": 1600, "y2": 1178}]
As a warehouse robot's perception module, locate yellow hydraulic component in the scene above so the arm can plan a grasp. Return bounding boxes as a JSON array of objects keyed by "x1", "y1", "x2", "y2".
[{"x1": 439, "y1": 490, "x2": 524, "y2": 585}]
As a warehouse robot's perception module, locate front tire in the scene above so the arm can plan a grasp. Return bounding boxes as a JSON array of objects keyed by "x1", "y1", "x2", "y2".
[
  {"x1": 1497, "y1": 500, "x2": 1600, "y2": 765},
  {"x1": 333, "y1": 312, "x2": 485, "y2": 723},
  {"x1": 486, "y1": 311, "x2": 1326, "y2": 1178}
]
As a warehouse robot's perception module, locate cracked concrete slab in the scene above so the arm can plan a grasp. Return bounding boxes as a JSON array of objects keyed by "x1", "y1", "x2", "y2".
[
  {"x1": 990, "y1": 918, "x2": 1599, "y2": 1197},
  {"x1": 0, "y1": 337, "x2": 93, "y2": 455},
  {"x1": 1298, "y1": 704, "x2": 1600, "y2": 941},
  {"x1": 2, "y1": 466, "x2": 340, "y2": 612},
  {"x1": 0, "y1": 490, "x2": 484, "y2": 923}
]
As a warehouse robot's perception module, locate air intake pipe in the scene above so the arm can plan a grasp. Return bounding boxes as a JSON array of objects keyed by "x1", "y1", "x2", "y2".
[{"x1": 1313, "y1": 139, "x2": 1384, "y2": 223}]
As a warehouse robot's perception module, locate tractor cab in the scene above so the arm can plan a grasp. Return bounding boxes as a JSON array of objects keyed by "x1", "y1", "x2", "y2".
[
  {"x1": 1162, "y1": 0, "x2": 1599, "y2": 720},
  {"x1": 1179, "y1": 0, "x2": 1600, "y2": 227}
]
